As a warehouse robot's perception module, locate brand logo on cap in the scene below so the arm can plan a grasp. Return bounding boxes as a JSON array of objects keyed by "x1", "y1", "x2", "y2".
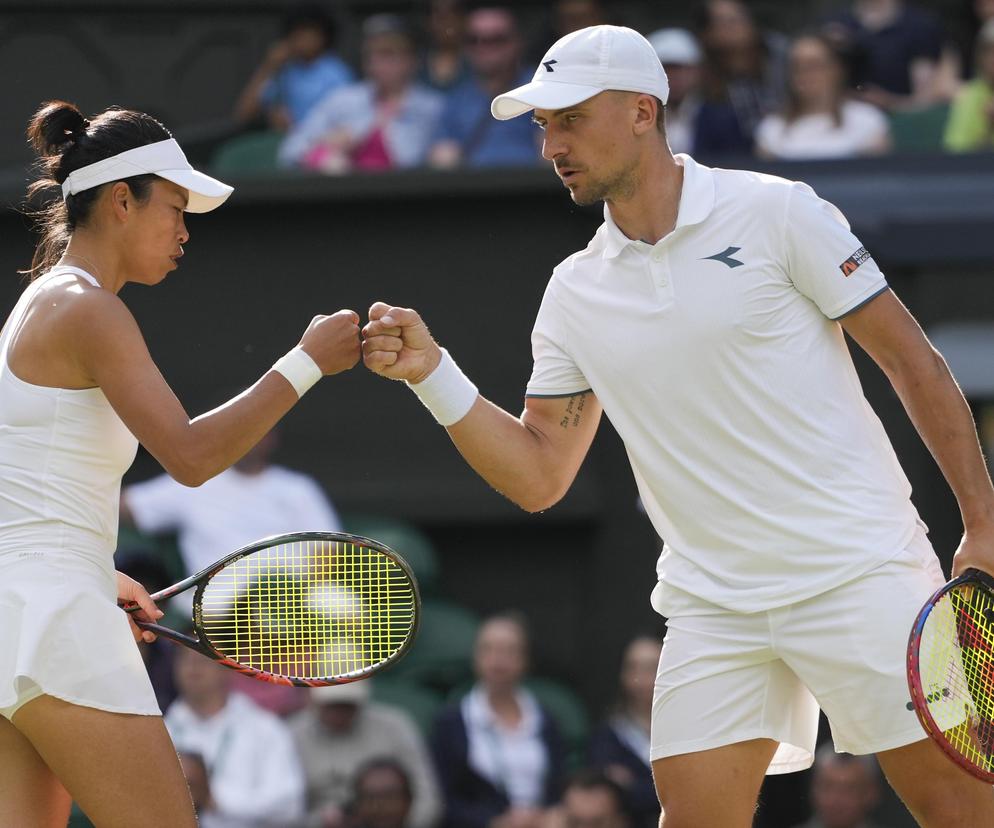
[{"x1": 542, "y1": 59, "x2": 558, "y2": 72}]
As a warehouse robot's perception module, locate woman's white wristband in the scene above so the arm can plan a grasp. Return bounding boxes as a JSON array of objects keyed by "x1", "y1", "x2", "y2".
[
  {"x1": 272, "y1": 347, "x2": 322, "y2": 398},
  {"x1": 406, "y1": 348, "x2": 478, "y2": 426}
]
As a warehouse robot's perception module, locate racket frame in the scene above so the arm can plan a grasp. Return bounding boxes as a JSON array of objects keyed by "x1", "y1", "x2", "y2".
[
  {"x1": 906, "y1": 566, "x2": 994, "y2": 783},
  {"x1": 127, "y1": 530, "x2": 421, "y2": 687}
]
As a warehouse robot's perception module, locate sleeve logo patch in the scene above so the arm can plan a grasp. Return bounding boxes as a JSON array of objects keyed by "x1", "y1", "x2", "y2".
[{"x1": 840, "y1": 246, "x2": 872, "y2": 277}]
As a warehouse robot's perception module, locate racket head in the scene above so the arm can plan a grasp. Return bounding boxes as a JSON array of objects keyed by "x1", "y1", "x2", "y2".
[
  {"x1": 183, "y1": 531, "x2": 420, "y2": 687},
  {"x1": 907, "y1": 567, "x2": 994, "y2": 782}
]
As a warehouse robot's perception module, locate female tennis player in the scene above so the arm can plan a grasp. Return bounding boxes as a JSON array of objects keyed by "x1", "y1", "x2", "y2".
[{"x1": 0, "y1": 101, "x2": 360, "y2": 827}]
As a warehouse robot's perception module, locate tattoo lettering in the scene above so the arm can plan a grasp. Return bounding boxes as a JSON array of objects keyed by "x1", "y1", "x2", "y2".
[{"x1": 559, "y1": 393, "x2": 588, "y2": 429}]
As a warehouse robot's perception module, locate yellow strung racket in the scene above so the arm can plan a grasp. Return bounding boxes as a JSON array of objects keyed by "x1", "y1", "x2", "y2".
[
  {"x1": 907, "y1": 568, "x2": 994, "y2": 782},
  {"x1": 122, "y1": 531, "x2": 420, "y2": 686}
]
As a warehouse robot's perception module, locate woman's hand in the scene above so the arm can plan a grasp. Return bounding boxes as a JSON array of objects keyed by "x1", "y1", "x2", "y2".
[{"x1": 116, "y1": 571, "x2": 164, "y2": 644}]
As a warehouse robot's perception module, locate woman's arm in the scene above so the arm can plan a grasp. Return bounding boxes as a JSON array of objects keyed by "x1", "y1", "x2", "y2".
[{"x1": 71, "y1": 289, "x2": 359, "y2": 486}]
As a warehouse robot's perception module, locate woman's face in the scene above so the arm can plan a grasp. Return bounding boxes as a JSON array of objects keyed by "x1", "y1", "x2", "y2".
[
  {"x1": 473, "y1": 618, "x2": 528, "y2": 690},
  {"x1": 119, "y1": 178, "x2": 189, "y2": 284},
  {"x1": 620, "y1": 637, "x2": 661, "y2": 711},
  {"x1": 789, "y1": 38, "x2": 842, "y2": 104},
  {"x1": 364, "y1": 32, "x2": 417, "y2": 92},
  {"x1": 703, "y1": 0, "x2": 755, "y2": 52}
]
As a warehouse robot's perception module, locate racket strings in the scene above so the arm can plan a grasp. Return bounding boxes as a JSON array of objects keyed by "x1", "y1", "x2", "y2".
[
  {"x1": 197, "y1": 539, "x2": 416, "y2": 681},
  {"x1": 918, "y1": 583, "x2": 994, "y2": 771}
]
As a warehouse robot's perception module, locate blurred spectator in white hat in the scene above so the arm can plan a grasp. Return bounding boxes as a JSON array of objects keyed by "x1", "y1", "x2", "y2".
[
  {"x1": 648, "y1": 28, "x2": 703, "y2": 155},
  {"x1": 289, "y1": 679, "x2": 442, "y2": 828}
]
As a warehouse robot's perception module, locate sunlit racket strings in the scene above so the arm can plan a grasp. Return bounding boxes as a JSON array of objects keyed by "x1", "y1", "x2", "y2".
[
  {"x1": 918, "y1": 583, "x2": 994, "y2": 772},
  {"x1": 197, "y1": 539, "x2": 417, "y2": 680}
]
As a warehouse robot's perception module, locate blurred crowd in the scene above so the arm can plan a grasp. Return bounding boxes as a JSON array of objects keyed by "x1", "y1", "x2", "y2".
[
  {"x1": 215, "y1": 0, "x2": 994, "y2": 177},
  {"x1": 76, "y1": 429, "x2": 909, "y2": 828}
]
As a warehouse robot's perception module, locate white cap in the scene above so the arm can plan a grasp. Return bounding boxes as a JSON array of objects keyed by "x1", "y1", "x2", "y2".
[
  {"x1": 61, "y1": 138, "x2": 233, "y2": 213},
  {"x1": 311, "y1": 679, "x2": 371, "y2": 705},
  {"x1": 491, "y1": 25, "x2": 669, "y2": 121},
  {"x1": 648, "y1": 28, "x2": 702, "y2": 66}
]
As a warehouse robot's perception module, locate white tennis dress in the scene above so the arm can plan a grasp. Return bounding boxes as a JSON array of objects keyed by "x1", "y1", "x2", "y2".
[{"x1": 0, "y1": 265, "x2": 160, "y2": 719}]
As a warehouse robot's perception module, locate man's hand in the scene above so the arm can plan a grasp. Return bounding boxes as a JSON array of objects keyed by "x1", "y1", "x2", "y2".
[
  {"x1": 362, "y1": 302, "x2": 442, "y2": 383},
  {"x1": 951, "y1": 523, "x2": 994, "y2": 577}
]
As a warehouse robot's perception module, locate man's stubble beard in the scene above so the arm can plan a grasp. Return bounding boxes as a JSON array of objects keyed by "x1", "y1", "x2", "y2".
[{"x1": 570, "y1": 157, "x2": 641, "y2": 206}]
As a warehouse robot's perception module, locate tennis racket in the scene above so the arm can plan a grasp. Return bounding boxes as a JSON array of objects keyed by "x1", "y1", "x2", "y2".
[
  {"x1": 907, "y1": 567, "x2": 994, "y2": 782},
  {"x1": 122, "y1": 531, "x2": 420, "y2": 687}
]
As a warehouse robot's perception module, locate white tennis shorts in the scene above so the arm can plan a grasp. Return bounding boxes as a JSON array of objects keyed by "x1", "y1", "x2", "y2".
[{"x1": 650, "y1": 529, "x2": 944, "y2": 772}]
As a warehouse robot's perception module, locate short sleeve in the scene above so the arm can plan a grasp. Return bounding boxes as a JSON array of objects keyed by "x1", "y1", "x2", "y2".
[
  {"x1": 124, "y1": 473, "x2": 190, "y2": 534},
  {"x1": 525, "y1": 283, "x2": 590, "y2": 397},
  {"x1": 782, "y1": 181, "x2": 888, "y2": 320}
]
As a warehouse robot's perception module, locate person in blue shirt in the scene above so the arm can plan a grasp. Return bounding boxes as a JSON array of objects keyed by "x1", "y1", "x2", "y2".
[
  {"x1": 235, "y1": 3, "x2": 354, "y2": 132},
  {"x1": 429, "y1": 7, "x2": 541, "y2": 168}
]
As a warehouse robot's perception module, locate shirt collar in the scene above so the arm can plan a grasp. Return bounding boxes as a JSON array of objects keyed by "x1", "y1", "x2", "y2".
[{"x1": 600, "y1": 153, "x2": 716, "y2": 260}]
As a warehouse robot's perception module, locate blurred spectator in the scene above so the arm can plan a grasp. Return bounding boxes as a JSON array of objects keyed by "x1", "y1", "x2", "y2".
[
  {"x1": 114, "y1": 547, "x2": 178, "y2": 711},
  {"x1": 647, "y1": 29, "x2": 704, "y2": 156},
  {"x1": 178, "y1": 752, "x2": 212, "y2": 821},
  {"x1": 756, "y1": 34, "x2": 891, "y2": 160},
  {"x1": 121, "y1": 425, "x2": 341, "y2": 714},
  {"x1": 431, "y1": 612, "x2": 565, "y2": 828},
  {"x1": 280, "y1": 15, "x2": 444, "y2": 173},
  {"x1": 588, "y1": 636, "x2": 661, "y2": 828},
  {"x1": 289, "y1": 680, "x2": 442, "y2": 828},
  {"x1": 821, "y1": 0, "x2": 945, "y2": 111},
  {"x1": 350, "y1": 758, "x2": 415, "y2": 828},
  {"x1": 553, "y1": 0, "x2": 610, "y2": 38},
  {"x1": 954, "y1": 0, "x2": 994, "y2": 79},
  {"x1": 166, "y1": 646, "x2": 306, "y2": 827},
  {"x1": 234, "y1": 3, "x2": 354, "y2": 132},
  {"x1": 421, "y1": 0, "x2": 473, "y2": 92},
  {"x1": 544, "y1": 770, "x2": 632, "y2": 828},
  {"x1": 944, "y1": 19, "x2": 994, "y2": 150},
  {"x1": 429, "y1": 7, "x2": 540, "y2": 168},
  {"x1": 788, "y1": 747, "x2": 890, "y2": 828},
  {"x1": 692, "y1": 0, "x2": 790, "y2": 157}
]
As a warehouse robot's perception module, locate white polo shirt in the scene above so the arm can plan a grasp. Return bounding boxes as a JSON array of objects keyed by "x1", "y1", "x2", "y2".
[{"x1": 527, "y1": 154, "x2": 922, "y2": 613}]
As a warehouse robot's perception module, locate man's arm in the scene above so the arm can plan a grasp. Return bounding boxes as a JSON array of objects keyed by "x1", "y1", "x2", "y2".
[
  {"x1": 841, "y1": 289, "x2": 994, "y2": 575},
  {"x1": 362, "y1": 302, "x2": 602, "y2": 513}
]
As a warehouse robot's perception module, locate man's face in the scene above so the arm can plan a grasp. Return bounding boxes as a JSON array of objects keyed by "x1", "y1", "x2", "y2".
[
  {"x1": 563, "y1": 787, "x2": 626, "y2": 828},
  {"x1": 353, "y1": 766, "x2": 412, "y2": 828},
  {"x1": 465, "y1": 9, "x2": 520, "y2": 77},
  {"x1": 812, "y1": 760, "x2": 878, "y2": 828},
  {"x1": 534, "y1": 92, "x2": 645, "y2": 206}
]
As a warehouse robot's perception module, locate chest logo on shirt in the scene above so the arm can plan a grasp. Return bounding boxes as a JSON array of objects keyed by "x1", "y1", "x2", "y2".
[
  {"x1": 839, "y1": 246, "x2": 872, "y2": 277},
  {"x1": 701, "y1": 246, "x2": 744, "y2": 269}
]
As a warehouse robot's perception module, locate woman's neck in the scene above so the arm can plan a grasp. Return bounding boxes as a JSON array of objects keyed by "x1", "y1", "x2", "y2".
[{"x1": 61, "y1": 236, "x2": 125, "y2": 294}]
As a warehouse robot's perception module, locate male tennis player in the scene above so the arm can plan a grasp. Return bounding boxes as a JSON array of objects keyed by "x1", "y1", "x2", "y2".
[{"x1": 362, "y1": 25, "x2": 994, "y2": 827}]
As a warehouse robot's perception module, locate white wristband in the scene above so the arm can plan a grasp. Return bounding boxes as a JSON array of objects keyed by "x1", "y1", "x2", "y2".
[
  {"x1": 406, "y1": 348, "x2": 478, "y2": 426},
  {"x1": 272, "y1": 347, "x2": 322, "y2": 398}
]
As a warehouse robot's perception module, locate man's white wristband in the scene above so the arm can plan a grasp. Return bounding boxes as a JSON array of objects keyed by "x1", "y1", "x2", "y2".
[
  {"x1": 272, "y1": 347, "x2": 322, "y2": 398},
  {"x1": 407, "y1": 349, "x2": 478, "y2": 426}
]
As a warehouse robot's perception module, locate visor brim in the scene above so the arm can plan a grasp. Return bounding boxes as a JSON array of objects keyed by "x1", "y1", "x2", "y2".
[
  {"x1": 157, "y1": 168, "x2": 234, "y2": 213},
  {"x1": 491, "y1": 80, "x2": 606, "y2": 120}
]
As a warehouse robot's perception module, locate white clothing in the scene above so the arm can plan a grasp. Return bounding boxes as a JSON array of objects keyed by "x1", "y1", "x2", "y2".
[
  {"x1": 166, "y1": 693, "x2": 306, "y2": 823},
  {"x1": 755, "y1": 100, "x2": 890, "y2": 160},
  {"x1": 527, "y1": 154, "x2": 919, "y2": 613},
  {"x1": 463, "y1": 685, "x2": 548, "y2": 806},
  {"x1": 125, "y1": 465, "x2": 341, "y2": 576},
  {"x1": 0, "y1": 266, "x2": 157, "y2": 719},
  {"x1": 650, "y1": 528, "x2": 944, "y2": 768}
]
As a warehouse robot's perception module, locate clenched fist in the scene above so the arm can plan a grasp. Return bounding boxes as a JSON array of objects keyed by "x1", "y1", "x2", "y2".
[
  {"x1": 299, "y1": 310, "x2": 361, "y2": 376},
  {"x1": 361, "y1": 302, "x2": 441, "y2": 383}
]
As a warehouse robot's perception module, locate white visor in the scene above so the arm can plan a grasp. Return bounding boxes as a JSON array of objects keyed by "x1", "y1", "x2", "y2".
[{"x1": 61, "y1": 138, "x2": 233, "y2": 213}]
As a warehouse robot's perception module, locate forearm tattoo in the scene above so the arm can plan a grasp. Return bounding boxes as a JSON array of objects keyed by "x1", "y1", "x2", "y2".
[{"x1": 559, "y1": 393, "x2": 588, "y2": 430}]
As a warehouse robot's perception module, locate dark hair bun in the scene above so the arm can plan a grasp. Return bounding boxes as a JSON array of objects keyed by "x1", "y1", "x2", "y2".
[{"x1": 27, "y1": 100, "x2": 90, "y2": 156}]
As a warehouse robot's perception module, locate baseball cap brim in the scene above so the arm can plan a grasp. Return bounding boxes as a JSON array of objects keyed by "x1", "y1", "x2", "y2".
[
  {"x1": 491, "y1": 80, "x2": 606, "y2": 120},
  {"x1": 157, "y1": 168, "x2": 233, "y2": 214}
]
